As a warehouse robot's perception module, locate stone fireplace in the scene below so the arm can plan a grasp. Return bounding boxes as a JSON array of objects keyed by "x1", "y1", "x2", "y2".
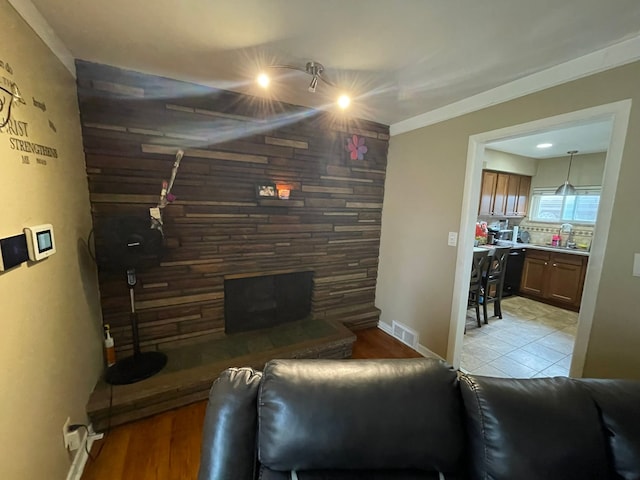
[{"x1": 78, "y1": 60, "x2": 389, "y2": 356}]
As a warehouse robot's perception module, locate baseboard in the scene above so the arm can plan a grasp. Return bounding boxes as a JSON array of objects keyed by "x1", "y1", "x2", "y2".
[
  {"x1": 416, "y1": 343, "x2": 445, "y2": 361},
  {"x1": 376, "y1": 322, "x2": 444, "y2": 361},
  {"x1": 66, "y1": 424, "x2": 103, "y2": 480},
  {"x1": 377, "y1": 321, "x2": 393, "y2": 336}
]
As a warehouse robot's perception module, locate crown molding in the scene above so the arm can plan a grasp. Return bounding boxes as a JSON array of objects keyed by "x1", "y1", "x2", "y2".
[
  {"x1": 8, "y1": 0, "x2": 75, "y2": 77},
  {"x1": 390, "y1": 34, "x2": 640, "y2": 136}
]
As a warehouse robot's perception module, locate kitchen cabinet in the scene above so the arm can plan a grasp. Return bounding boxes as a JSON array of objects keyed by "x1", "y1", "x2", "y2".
[
  {"x1": 520, "y1": 252, "x2": 547, "y2": 296},
  {"x1": 478, "y1": 170, "x2": 531, "y2": 217},
  {"x1": 520, "y1": 249, "x2": 587, "y2": 310},
  {"x1": 478, "y1": 171, "x2": 498, "y2": 216},
  {"x1": 515, "y1": 175, "x2": 531, "y2": 216}
]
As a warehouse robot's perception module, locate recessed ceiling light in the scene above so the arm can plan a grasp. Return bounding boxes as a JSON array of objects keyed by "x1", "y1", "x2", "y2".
[
  {"x1": 537, "y1": 143, "x2": 553, "y2": 149},
  {"x1": 257, "y1": 73, "x2": 270, "y2": 88},
  {"x1": 337, "y1": 94, "x2": 350, "y2": 109}
]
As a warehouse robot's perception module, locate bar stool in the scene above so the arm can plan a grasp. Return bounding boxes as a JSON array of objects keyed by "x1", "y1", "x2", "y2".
[
  {"x1": 481, "y1": 247, "x2": 510, "y2": 324},
  {"x1": 468, "y1": 249, "x2": 490, "y2": 328}
]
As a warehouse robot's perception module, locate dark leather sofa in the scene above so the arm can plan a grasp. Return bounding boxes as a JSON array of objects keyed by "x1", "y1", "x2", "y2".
[{"x1": 198, "y1": 358, "x2": 640, "y2": 480}]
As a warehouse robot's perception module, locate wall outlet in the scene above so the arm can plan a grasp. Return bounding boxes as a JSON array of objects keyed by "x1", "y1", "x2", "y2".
[
  {"x1": 62, "y1": 417, "x2": 81, "y2": 450},
  {"x1": 66, "y1": 428, "x2": 82, "y2": 451}
]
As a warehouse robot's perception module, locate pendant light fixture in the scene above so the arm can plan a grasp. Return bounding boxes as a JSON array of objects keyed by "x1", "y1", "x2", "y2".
[{"x1": 555, "y1": 150, "x2": 578, "y2": 196}]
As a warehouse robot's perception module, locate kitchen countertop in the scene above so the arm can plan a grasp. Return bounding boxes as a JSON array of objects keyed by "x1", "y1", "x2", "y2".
[{"x1": 475, "y1": 241, "x2": 590, "y2": 257}]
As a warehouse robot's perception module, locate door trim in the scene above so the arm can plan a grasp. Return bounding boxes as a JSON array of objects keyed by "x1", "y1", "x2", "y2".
[{"x1": 447, "y1": 99, "x2": 632, "y2": 377}]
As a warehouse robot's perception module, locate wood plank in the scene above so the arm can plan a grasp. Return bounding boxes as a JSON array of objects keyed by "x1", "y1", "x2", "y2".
[
  {"x1": 305, "y1": 198, "x2": 347, "y2": 208},
  {"x1": 136, "y1": 292, "x2": 224, "y2": 310},
  {"x1": 320, "y1": 175, "x2": 374, "y2": 183},
  {"x1": 302, "y1": 185, "x2": 354, "y2": 194},
  {"x1": 81, "y1": 422, "x2": 132, "y2": 480},
  {"x1": 314, "y1": 272, "x2": 368, "y2": 284},
  {"x1": 84, "y1": 122, "x2": 127, "y2": 132},
  {"x1": 258, "y1": 199, "x2": 305, "y2": 207},
  {"x1": 168, "y1": 401, "x2": 207, "y2": 479},
  {"x1": 121, "y1": 410, "x2": 173, "y2": 480},
  {"x1": 334, "y1": 225, "x2": 381, "y2": 232},
  {"x1": 141, "y1": 144, "x2": 269, "y2": 164},
  {"x1": 92, "y1": 80, "x2": 145, "y2": 97},
  {"x1": 265, "y1": 136, "x2": 308, "y2": 149}
]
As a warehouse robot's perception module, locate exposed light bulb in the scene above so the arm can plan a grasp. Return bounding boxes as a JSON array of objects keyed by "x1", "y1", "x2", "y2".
[
  {"x1": 257, "y1": 73, "x2": 270, "y2": 88},
  {"x1": 537, "y1": 143, "x2": 553, "y2": 149},
  {"x1": 337, "y1": 95, "x2": 350, "y2": 109}
]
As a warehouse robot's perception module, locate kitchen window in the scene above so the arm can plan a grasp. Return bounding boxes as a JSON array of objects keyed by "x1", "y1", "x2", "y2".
[{"x1": 529, "y1": 186, "x2": 601, "y2": 224}]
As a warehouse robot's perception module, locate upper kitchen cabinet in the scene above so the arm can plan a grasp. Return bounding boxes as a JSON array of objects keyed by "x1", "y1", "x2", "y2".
[
  {"x1": 515, "y1": 175, "x2": 531, "y2": 216},
  {"x1": 478, "y1": 170, "x2": 498, "y2": 216},
  {"x1": 505, "y1": 174, "x2": 531, "y2": 216},
  {"x1": 478, "y1": 170, "x2": 531, "y2": 217}
]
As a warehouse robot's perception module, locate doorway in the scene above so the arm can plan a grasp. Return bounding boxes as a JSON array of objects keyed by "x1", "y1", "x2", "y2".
[
  {"x1": 461, "y1": 122, "x2": 609, "y2": 377},
  {"x1": 447, "y1": 100, "x2": 632, "y2": 377}
]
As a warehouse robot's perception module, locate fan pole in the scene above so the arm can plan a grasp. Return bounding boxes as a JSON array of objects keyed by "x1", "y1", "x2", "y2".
[
  {"x1": 105, "y1": 268, "x2": 167, "y2": 385},
  {"x1": 128, "y1": 269, "x2": 141, "y2": 356}
]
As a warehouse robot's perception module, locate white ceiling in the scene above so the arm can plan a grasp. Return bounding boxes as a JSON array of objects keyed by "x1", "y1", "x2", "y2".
[
  {"x1": 487, "y1": 120, "x2": 613, "y2": 159},
  {"x1": 27, "y1": 0, "x2": 640, "y2": 125}
]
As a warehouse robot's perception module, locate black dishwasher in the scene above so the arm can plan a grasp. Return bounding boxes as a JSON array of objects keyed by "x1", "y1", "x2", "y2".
[{"x1": 503, "y1": 248, "x2": 526, "y2": 296}]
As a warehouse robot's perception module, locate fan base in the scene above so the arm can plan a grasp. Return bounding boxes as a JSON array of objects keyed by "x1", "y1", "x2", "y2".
[{"x1": 105, "y1": 351, "x2": 167, "y2": 385}]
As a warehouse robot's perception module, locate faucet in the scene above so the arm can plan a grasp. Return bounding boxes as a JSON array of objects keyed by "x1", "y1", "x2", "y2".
[{"x1": 560, "y1": 223, "x2": 574, "y2": 247}]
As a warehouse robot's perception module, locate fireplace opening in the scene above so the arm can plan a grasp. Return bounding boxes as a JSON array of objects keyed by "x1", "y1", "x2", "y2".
[{"x1": 224, "y1": 271, "x2": 314, "y2": 334}]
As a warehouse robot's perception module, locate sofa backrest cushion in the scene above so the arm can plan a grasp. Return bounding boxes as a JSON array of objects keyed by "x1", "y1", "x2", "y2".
[
  {"x1": 580, "y1": 379, "x2": 640, "y2": 480},
  {"x1": 198, "y1": 367, "x2": 262, "y2": 480},
  {"x1": 460, "y1": 374, "x2": 609, "y2": 480},
  {"x1": 257, "y1": 358, "x2": 465, "y2": 473}
]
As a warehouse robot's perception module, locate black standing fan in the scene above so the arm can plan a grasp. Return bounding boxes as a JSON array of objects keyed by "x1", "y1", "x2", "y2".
[{"x1": 98, "y1": 216, "x2": 167, "y2": 385}]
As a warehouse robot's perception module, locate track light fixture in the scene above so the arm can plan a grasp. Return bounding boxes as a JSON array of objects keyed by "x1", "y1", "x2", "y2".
[
  {"x1": 308, "y1": 75, "x2": 318, "y2": 93},
  {"x1": 256, "y1": 60, "x2": 350, "y2": 109}
]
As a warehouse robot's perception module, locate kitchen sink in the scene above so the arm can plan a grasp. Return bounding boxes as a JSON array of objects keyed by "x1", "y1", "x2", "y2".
[{"x1": 532, "y1": 244, "x2": 588, "y2": 252}]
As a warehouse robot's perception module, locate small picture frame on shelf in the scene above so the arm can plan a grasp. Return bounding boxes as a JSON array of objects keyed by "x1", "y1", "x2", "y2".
[
  {"x1": 256, "y1": 183, "x2": 276, "y2": 198},
  {"x1": 277, "y1": 188, "x2": 290, "y2": 200}
]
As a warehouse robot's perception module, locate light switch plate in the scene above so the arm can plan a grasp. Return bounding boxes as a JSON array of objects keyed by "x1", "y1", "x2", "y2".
[
  {"x1": 633, "y1": 253, "x2": 640, "y2": 277},
  {"x1": 448, "y1": 232, "x2": 458, "y2": 247}
]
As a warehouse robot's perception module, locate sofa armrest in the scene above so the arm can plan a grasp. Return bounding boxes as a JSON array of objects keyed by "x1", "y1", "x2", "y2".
[{"x1": 198, "y1": 367, "x2": 262, "y2": 480}]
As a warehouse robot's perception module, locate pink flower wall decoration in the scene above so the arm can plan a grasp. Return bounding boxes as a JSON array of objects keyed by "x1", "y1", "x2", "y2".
[{"x1": 346, "y1": 134, "x2": 368, "y2": 160}]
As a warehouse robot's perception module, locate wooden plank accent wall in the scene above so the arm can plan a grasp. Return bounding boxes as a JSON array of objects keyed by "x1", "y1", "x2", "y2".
[{"x1": 76, "y1": 61, "x2": 389, "y2": 354}]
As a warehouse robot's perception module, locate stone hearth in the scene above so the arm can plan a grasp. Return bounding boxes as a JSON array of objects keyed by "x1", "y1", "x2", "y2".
[{"x1": 87, "y1": 318, "x2": 355, "y2": 429}]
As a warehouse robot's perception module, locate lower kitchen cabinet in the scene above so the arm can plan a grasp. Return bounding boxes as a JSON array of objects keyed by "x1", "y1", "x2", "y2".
[{"x1": 520, "y1": 250, "x2": 588, "y2": 310}]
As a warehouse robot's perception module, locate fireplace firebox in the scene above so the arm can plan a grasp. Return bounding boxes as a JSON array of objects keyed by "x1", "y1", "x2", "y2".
[{"x1": 224, "y1": 271, "x2": 313, "y2": 334}]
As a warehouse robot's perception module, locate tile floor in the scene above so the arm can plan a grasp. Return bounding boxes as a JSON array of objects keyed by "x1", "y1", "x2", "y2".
[{"x1": 462, "y1": 296, "x2": 577, "y2": 378}]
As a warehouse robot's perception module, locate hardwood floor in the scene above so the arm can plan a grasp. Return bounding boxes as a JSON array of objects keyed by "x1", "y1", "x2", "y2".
[
  {"x1": 81, "y1": 327, "x2": 424, "y2": 480},
  {"x1": 351, "y1": 327, "x2": 424, "y2": 359}
]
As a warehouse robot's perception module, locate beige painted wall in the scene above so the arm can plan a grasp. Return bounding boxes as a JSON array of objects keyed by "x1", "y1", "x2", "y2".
[
  {"x1": 532, "y1": 152, "x2": 606, "y2": 188},
  {"x1": 484, "y1": 148, "x2": 538, "y2": 176},
  {"x1": 377, "y1": 60, "x2": 640, "y2": 379},
  {"x1": 0, "y1": 3, "x2": 103, "y2": 479}
]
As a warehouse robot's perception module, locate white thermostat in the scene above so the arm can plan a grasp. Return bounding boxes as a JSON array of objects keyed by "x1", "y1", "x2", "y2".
[{"x1": 24, "y1": 224, "x2": 56, "y2": 261}]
